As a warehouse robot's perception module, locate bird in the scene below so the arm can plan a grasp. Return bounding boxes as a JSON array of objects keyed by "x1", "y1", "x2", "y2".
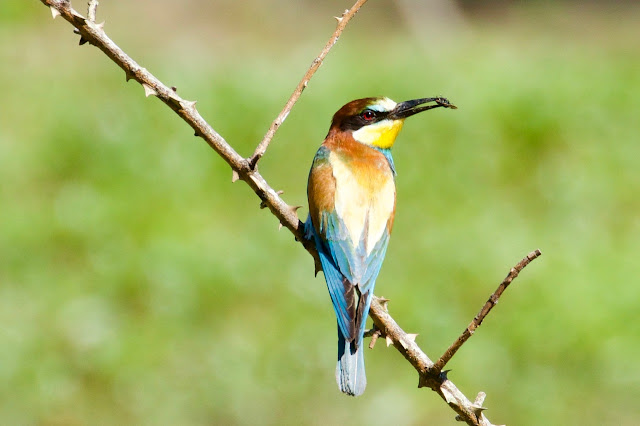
[{"x1": 305, "y1": 96, "x2": 456, "y2": 396}]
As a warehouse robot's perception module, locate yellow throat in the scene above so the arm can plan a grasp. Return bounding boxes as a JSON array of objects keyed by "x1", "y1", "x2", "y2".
[{"x1": 352, "y1": 118, "x2": 405, "y2": 149}]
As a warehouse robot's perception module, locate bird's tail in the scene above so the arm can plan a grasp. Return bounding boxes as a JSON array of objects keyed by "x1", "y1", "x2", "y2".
[{"x1": 336, "y1": 330, "x2": 366, "y2": 396}]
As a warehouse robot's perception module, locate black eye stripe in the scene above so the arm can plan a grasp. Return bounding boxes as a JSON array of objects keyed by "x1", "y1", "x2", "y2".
[{"x1": 339, "y1": 108, "x2": 389, "y2": 131}]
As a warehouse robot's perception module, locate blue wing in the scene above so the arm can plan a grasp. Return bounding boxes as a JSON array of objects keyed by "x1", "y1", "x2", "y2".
[
  {"x1": 306, "y1": 214, "x2": 355, "y2": 341},
  {"x1": 306, "y1": 145, "x2": 393, "y2": 344},
  {"x1": 306, "y1": 210, "x2": 391, "y2": 344}
]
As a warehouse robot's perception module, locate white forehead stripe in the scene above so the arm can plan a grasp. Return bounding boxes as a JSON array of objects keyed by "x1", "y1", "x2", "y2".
[{"x1": 368, "y1": 97, "x2": 397, "y2": 113}]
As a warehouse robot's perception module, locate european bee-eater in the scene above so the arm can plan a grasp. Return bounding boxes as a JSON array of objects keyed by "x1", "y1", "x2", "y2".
[{"x1": 306, "y1": 96, "x2": 456, "y2": 396}]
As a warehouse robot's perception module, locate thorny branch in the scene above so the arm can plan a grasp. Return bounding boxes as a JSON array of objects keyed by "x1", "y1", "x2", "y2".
[
  {"x1": 368, "y1": 298, "x2": 494, "y2": 425},
  {"x1": 38, "y1": 1, "x2": 542, "y2": 424},
  {"x1": 434, "y1": 249, "x2": 542, "y2": 372},
  {"x1": 249, "y1": 0, "x2": 369, "y2": 170},
  {"x1": 42, "y1": 0, "x2": 319, "y2": 269},
  {"x1": 368, "y1": 250, "x2": 542, "y2": 425}
]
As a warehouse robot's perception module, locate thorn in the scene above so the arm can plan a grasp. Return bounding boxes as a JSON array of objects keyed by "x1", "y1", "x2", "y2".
[
  {"x1": 73, "y1": 28, "x2": 88, "y2": 45},
  {"x1": 260, "y1": 200, "x2": 267, "y2": 209},
  {"x1": 180, "y1": 99, "x2": 197, "y2": 110},
  {"x1": 405, "y1": 333, "x2": 418, "y2": 343},
  {"x1": 125, "y1": 70, "x2": 134, "y2": 82},
  {"x1": 471, "y1": 405, "x2": 488, "y2": 416},
  {"x1": 334, "y1": 16, "x2": 343, "y2": 23},
  {"x1": 385, "y1": 335, "x2": 393, "y2": 347},
  {"x1": 377, "y1": 297, "x2": 390, "y2": 311},
  {"x1": 314, "y1": 258, "x2": 322, "y2": 276},
  {"x1": 142, "y1": 83, "x2": 157, "y2": 97},
  {"x1": 50, "y1": 6, "x2": 61, "y2": 19},
  {"x1": 440, "y1": 369, "x2": 452, "y2": 380},
  {"x1": 171, "y1": 86, "x2": 177, "y2": 92},
  {"x1": 288, "y1": 205, "x2": 302, "y2": 215},
  {"x1": 276, "y1": 190, "x2": 284, "y2": 196},
  {"x1": 231, "y1": 170, "x2": 240, "y2": 183},
  {"x1": 418, "y1": 375, "x2": 426, "y2": 389},
  {"x1": 471, "y1": 392, "x2": 488, "y2": 417},
  {"x1": 95, "y1": 21, "x2": 105, "y2": 31},
  {"x1": 278, "y1": 222, "x2": 284, "y2": 231}
]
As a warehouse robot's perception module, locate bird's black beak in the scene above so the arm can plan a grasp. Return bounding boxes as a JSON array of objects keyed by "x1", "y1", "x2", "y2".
[{"x1": 388, "y1": 97, "x2": 457, "y2": 120}]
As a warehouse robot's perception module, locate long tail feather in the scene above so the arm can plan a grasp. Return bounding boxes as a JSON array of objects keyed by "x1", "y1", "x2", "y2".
[{"x1": 335, "y1": 328, "x2": 366, "y2": 396}]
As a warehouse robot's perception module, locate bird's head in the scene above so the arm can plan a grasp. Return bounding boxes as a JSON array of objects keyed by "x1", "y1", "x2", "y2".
[{"x1": 329, "y1": 96, "x2": 456, "y2": 149}]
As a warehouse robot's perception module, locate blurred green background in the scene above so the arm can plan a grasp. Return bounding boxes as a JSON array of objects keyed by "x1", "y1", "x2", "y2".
[{"x1": 2, "y1": 1, "x2": 639, "y2": 424}]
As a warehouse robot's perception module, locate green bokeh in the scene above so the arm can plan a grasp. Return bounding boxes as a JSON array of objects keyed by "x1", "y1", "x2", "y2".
[{"x1": 2, "y1": 2, "x2": 640, "y2": 425}]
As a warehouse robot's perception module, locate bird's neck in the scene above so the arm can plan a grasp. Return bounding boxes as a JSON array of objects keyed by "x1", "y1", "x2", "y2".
[{"x1": 324, "y1": 133, "x2": 397, "y2": 177}]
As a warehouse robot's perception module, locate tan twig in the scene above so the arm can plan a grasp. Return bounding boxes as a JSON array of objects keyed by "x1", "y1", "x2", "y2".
[
  {"x1": 87, "y1": 0, "x2": 98, "y2": 22},
  {"x1": 369, "y1": 298, "x2": 495, "y2": 426},
  {"x1": 39, "y1": 0, "x2": 319, "y2": 270},
  {"x1": 248, "y1": 0, "x2": 369, "y2": 170},
  {"x1": 365, "y1": 325, "x2": 383, "y2": 349},
  {"x1": 37, "y1": 1, "x2": 542, "y2": 424},
  {"x1": 433, "y1": 249, "x2": 543, "y2": 372}
]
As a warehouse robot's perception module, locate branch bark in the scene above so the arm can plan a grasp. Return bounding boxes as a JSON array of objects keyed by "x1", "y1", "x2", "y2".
[
  {"x1": 38, "y1": 1, "x2": 541, "y2": 424},
  {"x1": 368, "y1": 298, "x2": 494, "y2": 426},
  {"x1": 41, "y1": 0, "x2": 319, "y2": 268},
  {"x1": 249, "y1": 0, "x2": 369, "y2": 169},
  {"x1": 434, "y1": 249, "x2": 542, "y2": 372},
  {"x1": 87, "y1": 0, "x2": 98, "y2": 22},
  {"x1": 368, "y1": 250, "x2": 542, "y2": 426}
]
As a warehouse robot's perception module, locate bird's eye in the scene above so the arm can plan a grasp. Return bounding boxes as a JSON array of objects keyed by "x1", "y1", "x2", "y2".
[{"x1": 362, "y1": 110, "x2": 375, "y2": 121}]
